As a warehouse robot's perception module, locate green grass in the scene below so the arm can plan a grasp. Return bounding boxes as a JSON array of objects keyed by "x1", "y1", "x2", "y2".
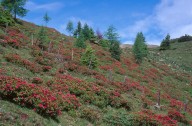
[
  {"x1": 149, "y1": 41, "x2": 192, "y2": 73},
  {"x1": 1, "y1": 20, "x2": 192, "y2": 125},
  {"x1": 0, "y1": 100, "x2": 91, "y2": 126}
]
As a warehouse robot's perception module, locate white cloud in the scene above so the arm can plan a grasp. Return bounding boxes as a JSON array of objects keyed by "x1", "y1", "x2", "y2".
[
  {"x1": 119, "y1": 17, "x2": 154, "y2": 39},
  {"x1": 155, "y1": 0, "x2": 192, "y2": 38},
  {"x1": 122, "y1": 40, "x2": 133, "y2": 44},
  {"x1": 120, "y1": 0, "x2": 192, "y2": 45},
  {"x1": 26, "y1": 1, "x2": 64, "y2": 11}
]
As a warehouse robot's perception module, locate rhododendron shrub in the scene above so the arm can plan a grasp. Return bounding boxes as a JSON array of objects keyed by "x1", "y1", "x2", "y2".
[
  {"x1": 42, "y1": 65, "x2": 52, "y2": 72},
  {"x1": 48, "y1": 75, "x2": 131, "y2": 109},
  {"x1": 0, "y1": 76, "x2": 80, "y2": 117},
  {"x1": 168, "y1": 109, "x2": 189, "y2": 124},
  {"x1": 1, "y1": 29, "x2": 29, "y2": 48},
  {"x1": 135, "y1": 110, "x2": 178, "y2": 126},
  {"x1": 4, "y1": 54, "x2": 42, "y2": 73},
  {"x1": 32, "y1": 77, "x2": 43, "y2": 84},
  {"x1": 170, "y1": 99, "x2": 184, "y2": 110}
]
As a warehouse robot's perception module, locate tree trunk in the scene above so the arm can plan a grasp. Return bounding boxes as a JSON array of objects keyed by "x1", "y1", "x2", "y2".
[
  {"x1": 88, "y1": 58, "x2": 92, "y2": 69},
  {"x1": 124, "y1": 76, "x2": 128, "y2": 83},
  {"x1": 31, "y1": 34, "x2": 34, "y2": 45},
  {"x1": 71, "y1": 48, "x2": 74, "y2": 60},
  {"x1": 184, "y1": 99, "x2": 188, "y2": 112},
  {"x1": 48, "y1": 41, "x2": 52, "y2": 53},
  {"x1": 157, "y1": 90, "x2": 161, "y2": 106},
  {"x1": 14, "y1": 10, "x2": 16, "y2": 20},
  {"x1": 108, "y1": 69, "x2": 113, "y2": 82},
  {"x1": 14, "y1": 3, "x2": 17, "y2": 20},
  {"x1": 5, "y1": 22, "x2": 8, "y2": 34}
]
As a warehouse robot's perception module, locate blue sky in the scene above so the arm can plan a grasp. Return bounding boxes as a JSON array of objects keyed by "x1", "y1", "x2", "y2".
[{"x1": 23, "y1": 0, "x2": 192, "y2": 45}]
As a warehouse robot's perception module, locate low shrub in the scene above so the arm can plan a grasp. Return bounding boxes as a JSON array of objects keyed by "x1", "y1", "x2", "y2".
[
  {"x1": 32, "y1": 77, "x2": 43, "y2": 84},
  {"x1": 80, "y1": 106, "x2": 101, "y2": 123},
  {"x1": 178, "y1": 34, "x2": 192, "y2": 42},
  {"x1": 168, "y1": 109, "x2": 189, "y2": 124},
  {"x1": 4, "y1": 53, "x2": 42, "y2": 73},
  {"x1": 0, "y1": 76, "x2": 80, "y2": 117},
  {"x1": 42, "y1": 65, "x2": 52, "y2": 72}
]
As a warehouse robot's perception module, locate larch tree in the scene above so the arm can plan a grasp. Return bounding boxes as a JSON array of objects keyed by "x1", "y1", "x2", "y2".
[
  {"x1": 132, "y1": 32, "x2": 148, "y2": 64},
  {"x1": 1, "y1": 0, "x2": 28, "y2": 20},
  {"x1": 105, "y1": 25, "x2": 121, "y2": 61},
  {"x1": 74, "y1": 31, "x2": 86, "y2": 49},
  {"x1": 81, "y1": 45, "x2": 98, "y2": 69},
  {"x1": 43, "y1": 12, "x2": 51, "y2": 27},
  {"x1": 82, "y1": 23, "x2": 91, "y2": 40},
  {"x1": 73, "y1": 21, "x2": 82, "y2": 38},
  {"x1": 160, "y1": 34, "x2": 171, "y2": 50},
  {"x1": 66, "y1": 21, "x2": 74, "y2": 36}
]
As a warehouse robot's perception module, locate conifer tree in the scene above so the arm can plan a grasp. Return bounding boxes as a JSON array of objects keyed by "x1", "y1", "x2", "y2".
[
  {"x1": 66, "y1": 21, "x2": 74, "y2": 36},
  {"x1": 37, "y1": 26, "x2": 49, "y2": 50},
  {"x1": 160, "y1": 34, "x2": 171, "y2": 50},
  {"x1": 0, "y1": 5, "x2": 15, "y2": 25},
  {"x1": 73, "y1": 21, "x2": 82, "y2": 38},
  {"x1": 43, "y1": 12, "x2": 51, "y2": 26},
  {"x1": 132, "y1": 32, "x2": 148, "y2": 64},
  {"x1": 1, "y1": 0, "x2": 28, "y2": 20},
  {"x1": 82, "y1": 23, "x2": 91, "y2": 40},
  {"x1": 89, "y1": 28, "x2": 95, "y2": 39},
  {"x1": 81, "y1": 45, "x2": 98, "y2": 69},
  {"x1": 109, "y1": 41, "x2": 122, "y2": 61},
  {"x1": 105, "y1": 25, "x2": 121, "y2": 61},
  {"x1": 74, "y1": 31, "x2": 86, "y2": 48}
]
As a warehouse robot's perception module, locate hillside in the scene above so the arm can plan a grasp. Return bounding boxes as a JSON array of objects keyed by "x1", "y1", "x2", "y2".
[
  {"x1": 120, "y1": 44, "x2": 159, "y2": 49},
  {"x1": 0, "y1": 20, "x2": 192, "y2": 126},
  {"x1": 149, "y1": 41, "x2": 192, "y2": 73}
]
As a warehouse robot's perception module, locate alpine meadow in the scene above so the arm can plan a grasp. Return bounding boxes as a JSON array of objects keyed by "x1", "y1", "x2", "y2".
[{"x1": 0, "y1": 0, "x2": 192, "y2": 126}]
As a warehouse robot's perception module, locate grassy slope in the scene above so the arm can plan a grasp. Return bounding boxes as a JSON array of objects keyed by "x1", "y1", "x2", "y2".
[
  {"x1": 0, "y1": 21, "x2": 192, "y2": 126},
  {"x1": 149, "y1": 41, "x2": 192, "y2": 73}
]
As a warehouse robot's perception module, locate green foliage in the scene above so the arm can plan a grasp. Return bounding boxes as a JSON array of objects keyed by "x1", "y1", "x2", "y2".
[
  {"x1": 74, "y1": 22, "x2": 95, "y2": 40},
  {"x1": 160, "y1": 34, "x2": 171, "y2": 50},
  {"x1": 109, "y1": 41, "x2": 122, "y2": 61},
  {"x1": 103, "y1": 108, "x2": 136, "y2": 126},
  {"x1": 43, "y1": 12, "x2": 51, "y2": 26},
  {"x1": 99, "y1": 39, "x2": 109, "y2": 49},
  {"x1": 81, "y1": 45, "x2": 98, "y2": 69},
  {"x1": 132, "y1": 32, "x2": 148, "y2": 64},
  {"x1": 105, "y1": 25, "x2": 121, "y2": 61},
  {"x1": 73, "y1": 21, "x2": 82, "y2": 38},
  {"x1": 82, "y1": 23, "x2": 91, "y2": 40},
  {"x1": 82, "y1": 24, "x2": 95, "y2": 41},
  {"x1": 105, "y1": 25, "x2": 119, "y2": 42},
  {"x1": 1, "y1": 0, "x2": 28, "y2": 20},
  {"x1": 80, "y1": 106, "x2": 101, "y2": 123},
  {"x1": 37, "y1": 26, "x2": 50, "y2": 50},
  {"x1": 0, "y1": 6, "x2": 15, "y2": 25},
  {"x1": 74, "y1": 31, "x2": 86, "y2": 48},
  {"x1": 66, "y1": 20, "x2": 74, "y2": 36},
  {"x1": 89, "y1": 28, "x2": 95, "y2": 39},
  {"x1": 178, "y1": 34, "x2": 192, "y2": 42}
]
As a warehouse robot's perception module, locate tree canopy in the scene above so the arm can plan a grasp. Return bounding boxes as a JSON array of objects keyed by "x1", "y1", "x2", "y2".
[
  {"x1": 105, "y1": 25, "x2": 121, "y2": 61},
  {"x1": 43, "y1": 12, "x2": 51, "y2": 26},
  {"x1": 160, "y1": 34, "x2": 170, "y2": 50},
  {"x1": 81, "y1": 45, "x2": 98, "y2": 69},
  {"x1": 66, "y1": 21, "x2": 74, "y2": 36},
  {"x1": 74, "y1": 31, "x2": 86, "y2": 49},
  {"x1": 132, "y1": 32, "x2": 148, "y2": 64},
  {"x1": 1, "y1": 0, "x2": 28, "y2": 20}
]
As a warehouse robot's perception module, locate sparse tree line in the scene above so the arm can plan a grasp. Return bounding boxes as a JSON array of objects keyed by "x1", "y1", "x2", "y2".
[
  {"x1": 1, "y1": 0, "x2": 191, "y2": 67},
  {"x1": 67, "y1": 21, "x2": 148, "y2": 64}
]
